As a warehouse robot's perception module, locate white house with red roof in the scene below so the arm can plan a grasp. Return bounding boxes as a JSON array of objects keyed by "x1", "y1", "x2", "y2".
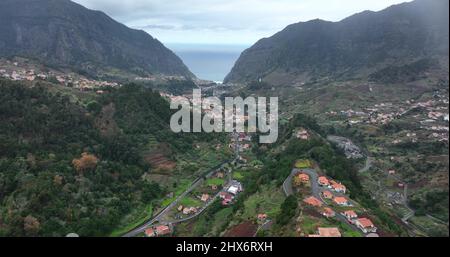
[
  {"x1": 342, "y1": 210, "x2": 358, "y2": 220},
  {"x1": 318, "y1": 176, "x2": 330, "y2": 187},
  {"x1": 355, "y1": 218, "x2": 377, "y2": 233}
]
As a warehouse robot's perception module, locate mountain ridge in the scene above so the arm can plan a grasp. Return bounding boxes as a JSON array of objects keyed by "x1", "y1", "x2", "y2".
[
  {"x1": 0, "y1": 0, "x2": 194, "y2": 78},
  {"x1": 224, "y1": 0, "x2": 449, "y2": 85}
]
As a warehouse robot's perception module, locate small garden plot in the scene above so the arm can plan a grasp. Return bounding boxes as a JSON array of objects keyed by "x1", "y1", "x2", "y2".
[
  {"x1": 295, "y1": 159, "x2": 312, "y2": 169},
  {"x1": 233, "y1": 171, "x2": 244, "y2": 180},
  {"x1": 240, "y1": 185, "x2": 285, "y2": 220},
  {"x1": 180, "y1": 196, "x2": 202, "y2": 207},
  {"x1": 206, "y1": 178, "x2": 225, "y2": 186}
]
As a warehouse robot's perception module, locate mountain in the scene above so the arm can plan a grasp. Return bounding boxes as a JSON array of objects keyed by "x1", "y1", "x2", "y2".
[
  {"x1": 224, "y1": 0, "x2": 449, "y2": 85},
  {"x1": 0, "y1": 0, "x2": 194, "y2": 78}
]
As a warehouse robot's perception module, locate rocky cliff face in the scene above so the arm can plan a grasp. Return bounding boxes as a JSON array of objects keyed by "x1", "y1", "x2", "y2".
[
  {"x1": 0, "y1": 0, "x2": 194, "y2": 78},
  {"x1": 224, "y1": 0, "x2": 449, "y2": 85}
]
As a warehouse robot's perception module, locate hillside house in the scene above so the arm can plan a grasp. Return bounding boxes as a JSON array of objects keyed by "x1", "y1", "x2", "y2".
[
  {"x1": 257, "y1": 213, "x2": 268, "y2": 221},
  {"x1": 309, "y1": 227, "x2": 341, "y2": 237},
  {"x1": 322, "y1": 190, "x2": 334, "y2": 199},
  {"x1": 220, "y1": 192, "x2": 234, "y2": 205},
  {"x1": 156, "y1": 225, "x2": 171, "y2": 236},
  {"x1": 295, "y1": 173, "x2": 310, "y2": 185},
  {"x1": 201, "y1": 194, "x2": 210, "y2": 202},
  {"x1": 342, "y1": 210, "x2": 358, "y2": 220},
  {"x1": 318, "y1": 176, "x2": 330, "y2": 187},
  {"x1": 355, "y1": 218, "x2": 377, "y2": 233},
  {"x1": 145, "y1": 228, "x2": 155, "y2": 237},
  {"x1": 333, "y1": 196, "x2": 350, "y2": 206},
  {"x1": 304, "y1": 196, "x2": 323, "y2": 207},
  {"x1": 331, "y1": 182, "x2": 347, "y2": 194},
  {"x1": 296, "y1": 129, "x2": 310, "y2": 140},
  {"x1": 322, "y1": 207, "x2": 336, "y2": 218}
]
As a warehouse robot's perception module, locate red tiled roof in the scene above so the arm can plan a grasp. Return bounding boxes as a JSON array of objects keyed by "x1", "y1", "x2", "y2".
[
  {"x1": 304, "y1": 196, "x2": 323, "y2": 207},
  {"x1": 322, "y1": 190, "x2": 333, "y2": 198},
  {"x1": 297, "y1": 173, "x2": 310, "y2": 181},
  {"x1": 357, "y1": 218, "x2": 374, "y2": 228},
  {"x1": 322, "y1": 207, "x2": 335, "y2": 217},
  {"x1": 318, "y1": 176, "x2": 330, "y2": 185},
  {"x1": 318, "y1": 227, "x2": 341, "y2": 237},
  {"x1": 144, "y1": 228, "x2": 154, "y2": 237},
  {"x1": 332, "y1": 183, "x2": 346, "y2": 190},
  {"x1": 156, "y1": 225, "x2": 170, "y2": 235},
  {"x1": 344, "y1": 210, "x2": 357, "y2": 217},
  {"x1": 333, "y1": 196, "x2": 348, "y2": 204}
]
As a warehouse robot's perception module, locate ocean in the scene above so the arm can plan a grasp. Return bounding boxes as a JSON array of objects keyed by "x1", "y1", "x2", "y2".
[{"x1": 167, "y1": 44, "x2": 248, "y2": 83}]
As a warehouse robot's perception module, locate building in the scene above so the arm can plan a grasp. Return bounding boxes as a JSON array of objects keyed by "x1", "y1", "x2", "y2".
[
  {"x1": 322, "y1": 190, "x2": 333, "y2": 199},
  {"x1": 294, "y1": 173, "x2": 310, "y2": 186},
  {"x1": 342, "y1": 210, "x2": 358, "y2": 220},
  {"x1": 201, "y1": 194, "x2": 210, "y2": 202},
  {"x1": 145, "y1": 228, "x2": 155, "y2": 237},
  {"x1": 183, "y1": 207, "x2": 198, "y2": 215},
  {"x1": 227, "y1": 180, "x2": 243, "y2": 195},
  {"x1": 296, "y1": 129, "x2": 310, "y2": 140},
  {"x1": 322, "y1": 207, "x2": 336, "y2": 218},
  {"x1": 227, "y1": 185, "x2": 239, "y2": 195},
  {"x1": 156, "y1": 225, "x2": 171, "y2": 236},
  {"x1": 257, "y1": 213, "x2": 268, "y2": 221},
  {"x1": 331, "y1": 182, "x2": 347, "y2": 194},
  {"x1": 297, "y1": 173, "x2": 309, "y2": 183},
  {"x1": 303, "y1": 196, "x2": 323, "y2": 207},
  {"x1": 333, "y1": 196, "x2": 350, "y2": 206},
  {"x1": 220, "y1": 192, "x2": 234, "y2": 205},
  {"x1": 309, "y1": 227, "x2": 341, "y2": 237},
  {"x1": 318, "y1": 176, "x2": 330, "y2": 187},
  {"x1": 355, "y1": 218, "x2": 377, "y2": 233}
]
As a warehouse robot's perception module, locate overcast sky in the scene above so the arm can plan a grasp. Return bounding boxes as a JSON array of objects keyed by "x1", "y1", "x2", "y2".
[{"x1": 72, "y1": 0, "x2": 410, "y2": 45}]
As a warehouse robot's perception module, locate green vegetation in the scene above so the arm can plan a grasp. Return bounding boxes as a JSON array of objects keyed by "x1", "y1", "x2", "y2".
[
  {"x1": 206, "y1": 178, "x2": 225, "y2": 186},
  {"x1": 410, "y1": 189, "x2": 449, "y2": 221},
  {"x1": 276, "y1": 195, "x2": 298, "y2": 226},
  {"x1": 110, "y1": 204, "x2": 153, "y2": 237},
  {"x1": 0, "y1": 80, "x2": 223, "y2": 236},
  {"x1": 179, "y1": 197, "x2": 201, "y2": 207},
  {"x1": 233, "y1": 172, "x2": 244, "y2": 180},
  {"x1": 294, "y1": 159, "x2": 312, "y2": 169}
]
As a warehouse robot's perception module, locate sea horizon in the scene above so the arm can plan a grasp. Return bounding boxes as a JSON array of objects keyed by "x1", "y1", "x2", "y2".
[{"x1": 167, "y1": 43, "x2": 249, "y2": 82}]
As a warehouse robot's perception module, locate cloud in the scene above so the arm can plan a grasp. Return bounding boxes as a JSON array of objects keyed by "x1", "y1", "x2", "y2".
[
  {"x1": 141, "y1": 24, "x2": 177, "y2": 30},
  {"x1": 72, "y1": 0, "x2": 410, "y2": 45}
]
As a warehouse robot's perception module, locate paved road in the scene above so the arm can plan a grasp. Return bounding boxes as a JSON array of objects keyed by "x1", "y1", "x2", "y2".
[
  {"x1": 359, "y1": 157, "x2": 373, "y2": 173},
  {"x1": 170, "y1": 193, "x2": 221, "y2": 224},
  {"x1": 122, "y1": 176, "x2": 207, "y2": 237},
  {"x1": 122, "y1": 133, "x2": 240, "y2": 237}
]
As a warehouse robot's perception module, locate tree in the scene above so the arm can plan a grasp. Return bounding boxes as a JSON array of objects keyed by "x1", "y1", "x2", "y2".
[
  {"x1": 24, "y1": 215, "x2": 40, "y2": 236},
  {"x1": 86, "y1": 100, "x2": 102, "y2": 114},
  {"x1": 72, "y1": 152, "x2": 99, "y2": 174},
  {"x1": 276, "y1": 195, "x2": 298, "y2": 225}
]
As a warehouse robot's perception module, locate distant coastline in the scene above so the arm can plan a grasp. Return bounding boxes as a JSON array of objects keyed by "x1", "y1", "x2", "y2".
[{"x1": 167, "y1": 43, "x2": 248, "y2": 82}]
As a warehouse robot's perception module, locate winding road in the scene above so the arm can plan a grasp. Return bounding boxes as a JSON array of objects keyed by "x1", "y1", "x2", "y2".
[
  {"x1": 282, "y1": 168, "x2": 361, "y2": 234},
  {"x1": 122, "y1": 133, "x2": 240, "y2": 237}
]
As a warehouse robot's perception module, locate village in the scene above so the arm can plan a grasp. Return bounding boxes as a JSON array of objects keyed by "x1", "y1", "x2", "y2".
[
  {"x1": 293, "y1": 166, "x2": 379, "y2": 237},
  {"x1": 0, "y1": 58, "x2": 120, "y2": 92},
  {"x1": 326, "y1": 89, "x2": 449, "y2": 144},
  {"x1": 141, "y1": 132, "x2": 252, "y2": 237}
]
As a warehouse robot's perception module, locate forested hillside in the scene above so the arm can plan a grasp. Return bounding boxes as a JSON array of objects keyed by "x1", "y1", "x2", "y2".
[{"x1": 0, "y1": 80, "x2": 210, "y2": 236}]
